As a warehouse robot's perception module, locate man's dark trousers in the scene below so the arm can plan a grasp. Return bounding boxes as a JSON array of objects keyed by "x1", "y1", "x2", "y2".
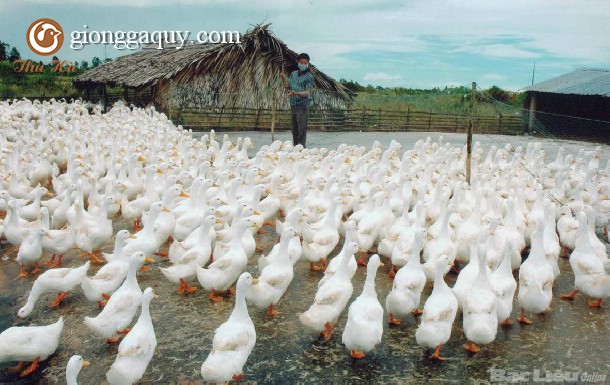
[{"x1": 291, "y1": 104, "x2": 308, "y2": 148}]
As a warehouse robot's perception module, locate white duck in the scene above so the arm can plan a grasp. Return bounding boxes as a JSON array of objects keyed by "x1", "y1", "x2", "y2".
[
  {"x1": 39, "y1": 207, "x2": 75, "y2": 268},
  {"x1": 389, "y1": 204, "x2": 425, "y2": 275},
  {"x1": 299, "y1": 241, "x2": 358, "y2": 341},
  {"x1": 452, "y1": 239, "x2": 488, "y2": 310},
  {"x1": 560, "y1": 212, "x2": 610, "y2": 307},
  {"x1": 258, "y1": 224, "x2": 303, "y2": 272},
  {"x1": 4, "y1": 200, "x2": 38, "y2": 249},
  {"x1": 214, "y1": 205, "x2": 258, "y2": 259},
  {"x1": 0, "y1": 317, "x2": 64, "y2": 377},
  {"x1": 317, "y1": 221, "x2": 359, "y2": 288},
  {"x1": 386, "y1": 229, "x2": 427, "y2": 325},
  {"x1": 106, "y1": 287, "x2": 157, "y2": 385},
  {"x1": 160, "y1": 215, "x2": 216, "y2": 295},
  {"x1": 495, "y1": 197, "x2": 526, "y2": 269},
  {"x1": 354, "y1": 193, "x2": 392, "y2": 265},
  {"x1": 20, "y1": 185, "x2": 50, "y2": 222},
  {"x1": 82, "y1": 231, "x2": 152, "y2": 307},
  {"x1": 196, "y1": 218, "x2": 256, "y2": 302},
  {"x1": 66, "y1": 355, "x2": 90, "y2": 385},
  {"x1": 490, "y1": 240, "x2": 517, "y2": 325},
  {"x1": 75, "y1": 196, "x2": 117, "y2": 264},
  {"x1": 18, "y1": 261, "x2": 90, "y2": 318},
  {"x1": 122, "y1": 202, "x2": 167, "y2": 258},
  {"x1": 454, "y1": 189, "x2": 482, "y2": 264},
  {"x1": 542, "y1": 200, "x2": 561, "y2": 278},
  {"x1": 16, "y1": 228, "x2": 50, "y2": 278},
  {"x1": 557, "y1": 206, "x2": 579, "y2": 254},
  {"x1": 342, "y1": 254, "x2": 384, "y2": 359},
  {"x1": 377, "y1": 189, "x2": 412, "y2": 259},
  {"x1": 585, "y1": 205, "x2": 607, "y2": 261},
  {"x1": 422, "y1": 205, "x2": 457, "y2": 281},
  {"x1": 200, "y1": 272, "x2": 256, "y2": 384},
  {"x1": 247, "y1": 227, "x2": 297, "y2": 317},
  {"x1": 462, "y1": 247, "x2": 498, "y2": 354},
  {"x1": 102, "y1": 229, "x2": 131, "y2": 263},
  {"x1": 168, "y1": 210, "x2": 217, "y2": 263},
  {"x1": 517, "y1": 220, "x2": 554, "y2": 325},
  {"x1": 84, "y1": 252, "x2": 147, "y2": 342},
  {"x1": 415, "y1": 256, "x2": 458, "y2": 361},
  {"x1": 301, "y1": 196, "x2": 342, "y2": 271}
]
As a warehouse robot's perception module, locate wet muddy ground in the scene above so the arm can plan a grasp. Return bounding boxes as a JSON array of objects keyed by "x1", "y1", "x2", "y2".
[
  {"x1": 1, "y1": 132, "x2": 609, "y2": 384},
  {"x1": 1, "y1": 217, "x2": 609, "y2": 385}
]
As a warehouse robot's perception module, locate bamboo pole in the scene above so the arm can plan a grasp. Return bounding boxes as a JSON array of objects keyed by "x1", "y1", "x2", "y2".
[{"x1": 466, "y1": 81, "x2": 476, "y2": 184}]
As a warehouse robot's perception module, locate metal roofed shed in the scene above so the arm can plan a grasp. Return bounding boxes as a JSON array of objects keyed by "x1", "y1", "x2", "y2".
[{"x1": 523, "y1": 68, "x2": 610, "y2": 143}]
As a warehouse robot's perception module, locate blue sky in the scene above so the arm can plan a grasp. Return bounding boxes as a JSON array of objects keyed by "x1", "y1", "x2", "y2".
[{"x1": 2, "y1": 0, "x2": 608, "y2": 91}]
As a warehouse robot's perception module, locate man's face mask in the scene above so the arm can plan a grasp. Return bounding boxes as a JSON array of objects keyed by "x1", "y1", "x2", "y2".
[{"x1": 298, "y1": 63, "x2": 308, "y2": 71}]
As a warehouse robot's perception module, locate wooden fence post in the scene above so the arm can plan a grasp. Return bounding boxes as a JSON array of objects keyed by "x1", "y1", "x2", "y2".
[
  {"x1": 377, "y1": 107, "x2": 381, "y2": 128},
  {"x1": 271, "y1": 105, "x2": 276, "y2": 142},
  {"x1": 406, "y1": 107, "x2": 410, "y2": 130},
  {"x1": 254, "y1": 108, "x2": 261, "y2": 130},
  {"x1": 361, "y1": 107, "x2": 366, "y2": 131},
  {"x1": 427, "y1": 110, "x2": 432, "y2": 131},
  {"x1": 217, "y1": 107, "x2": 224, "y2": 128},
  {"x1": 466, "y1": 81, "x2": 476, "y2": 184}
]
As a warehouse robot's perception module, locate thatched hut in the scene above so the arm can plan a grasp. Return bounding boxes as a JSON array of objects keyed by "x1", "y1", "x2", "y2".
[{"x1": 73, "y1": 23, "x2": 352, "y2": 113}]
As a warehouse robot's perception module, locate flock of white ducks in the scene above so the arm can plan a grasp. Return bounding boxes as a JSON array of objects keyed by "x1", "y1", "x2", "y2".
[{"x1": 0, "y1": 99, "x2": 608, "y2": 383}]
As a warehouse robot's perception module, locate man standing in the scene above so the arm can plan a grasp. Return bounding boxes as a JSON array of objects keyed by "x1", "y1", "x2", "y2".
[{"x1": 281, "y1": 53, "x2": 314, "y2": 148}]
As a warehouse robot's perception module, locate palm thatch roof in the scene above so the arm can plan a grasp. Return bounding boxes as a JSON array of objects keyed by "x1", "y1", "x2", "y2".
[{"x1": 74, "y1": 23, "x2": 352, "y2": 110}]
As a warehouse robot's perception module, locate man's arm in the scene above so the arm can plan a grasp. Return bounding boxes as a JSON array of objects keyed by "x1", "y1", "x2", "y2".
[
  {"x1": 287, "y1": 74, "x2": 314, "y2": 97},
  {"x1": 288, "y1": 89, "x2": 311, "y2": 97},
  {"x1": 280, "y1": 72, "x2": 290, "y2": 89}
]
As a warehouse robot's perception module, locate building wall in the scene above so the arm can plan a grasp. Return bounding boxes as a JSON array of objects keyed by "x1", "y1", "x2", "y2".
[{"x1": 524, "y1": 92, "x2": 610, "y2": 143}]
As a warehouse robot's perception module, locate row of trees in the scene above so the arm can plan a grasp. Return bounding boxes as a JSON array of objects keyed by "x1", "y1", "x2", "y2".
[
  {"x1": 0, "y1": 40, "x2": 112, "y2": 70},
  {"x1": 339, "y1": 78, "x2": 476, "y2": 95},
  {"x1": 0, "y1": 41, "x2": 21, "y2": 62},
  {"x1": 339, "y1": 78, "x2": 522, "y2": 105}
]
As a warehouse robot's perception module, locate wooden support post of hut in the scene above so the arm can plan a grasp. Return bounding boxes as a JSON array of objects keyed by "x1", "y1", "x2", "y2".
[
  {"x1": 102, "y1": 85, "x2": 108, "y2": 113},
  {"x1": 123, "y1": 87, "x2": 129, "y2": 105}
]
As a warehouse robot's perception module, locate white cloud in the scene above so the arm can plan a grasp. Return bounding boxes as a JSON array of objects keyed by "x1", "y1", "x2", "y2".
[
  {"x1": 363, "y1": 72, "x2": 402, "y2": 82},
  {"x1": 453, "y1": 44, "x2": 541, "y2": 59}
]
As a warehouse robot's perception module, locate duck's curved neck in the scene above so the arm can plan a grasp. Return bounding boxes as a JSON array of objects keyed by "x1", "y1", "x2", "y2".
[
  {"x1": 362, "y1": 266, "x2": 377, "y2": 297},
  {"x1": 143, "y1": 209, "x2": 160, "y2": 233},
  {"x1": 407, "y1": 241, "x2": 421, "y2": 267},
  {"x1": 230, "y1": 284, "x2": 250, "y2": 321},
  {"x1": 66, "y1": 368, "x2": 79, "y2": 385},
  {"x1": 124, "y1": 263, "x2": 140, "y2": 288},
  {"x1": 439, "y1": 208, "x2": 451, "y2": 239},
  {"x1": 433, "y1": 266, "x2": 448, "y2": 290},
  {"x1": 139, "y1": 297, "x2": 152, "y2": 324},
  {"x1": 229, "y1": 224, "x2": 249, "y2": 250}
]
